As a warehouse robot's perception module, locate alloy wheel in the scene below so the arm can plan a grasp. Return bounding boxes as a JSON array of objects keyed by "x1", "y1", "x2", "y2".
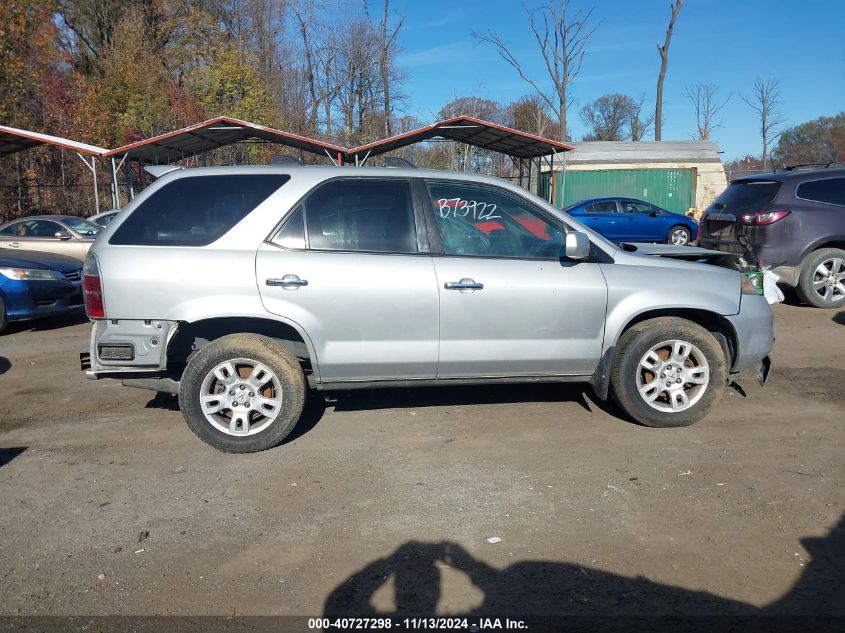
[
  {"x1": 199, "y1": 358, "x2": 283, "y2": 436},
  {"x1": 811, "y1": 257, "x2": 845, "y2": 305},
  {"x1": 636, "y1": 340, "x2": 710, "y2": 413}
]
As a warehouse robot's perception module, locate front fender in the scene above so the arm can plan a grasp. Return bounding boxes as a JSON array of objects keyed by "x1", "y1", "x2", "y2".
[{"x1": 599, "y1": 261, "x2": 741, "y2": 353}]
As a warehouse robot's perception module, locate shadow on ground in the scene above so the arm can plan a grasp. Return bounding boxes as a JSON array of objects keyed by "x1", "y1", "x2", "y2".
[
  {"x1": 327, "y1": 383, "x2": 605, "y2": 416},
  {"x1": 0, "y1": 447, "x2": 26, "y2": 467},
  {"x1": 142, "y1": 390, "x2": 329, "y2": 444},
  {"x1": 0, "y1": 356, "x2": 10, "y2": 376},
  {"x1": 325, "y1": 515, "x2": 844, "y2": 619},
  {"x1": 834, "y1": 311, "x2": 845, "y2": 326},
  {"x1": 143, "y1": 383, "x2": 636, "y2": 445}
]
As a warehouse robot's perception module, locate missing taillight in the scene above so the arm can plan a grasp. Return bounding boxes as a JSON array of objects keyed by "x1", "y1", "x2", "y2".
[
  {"x1": 82, "y1": 255, "x2": 104, "y2": 318},
  {"x1": 739, "y1": 210, "x2": 791, "y2": 226}
]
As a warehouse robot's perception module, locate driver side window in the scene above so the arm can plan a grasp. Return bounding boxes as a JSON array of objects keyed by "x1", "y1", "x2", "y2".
[{"x1": 426, "y1": 181, "x2": 564, "y2": 259}]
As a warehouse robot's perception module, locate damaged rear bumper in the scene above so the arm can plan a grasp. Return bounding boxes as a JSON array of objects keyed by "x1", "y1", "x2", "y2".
[{"x1": 82, "y1": 319, "x2": 178, "y2": 378}]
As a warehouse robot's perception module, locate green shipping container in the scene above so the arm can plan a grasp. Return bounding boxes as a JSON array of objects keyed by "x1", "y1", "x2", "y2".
[{"x1": 548, "y1": 168, "x2": 696, "y2": 214}]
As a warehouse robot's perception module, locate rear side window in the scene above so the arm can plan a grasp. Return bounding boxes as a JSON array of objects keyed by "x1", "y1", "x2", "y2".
[
  {"x1": 111, "y1": 174, "x2": 289, "y2": 246},
  {"x1": 711, "y1": 181, "x2": 781, "y2": 214},
  {"x1": 304, "y1": 179, "x2": 417, "y2": 253},
  {"x1": 796, "y1": 178, "x2": 845, "y2": 206},
  {"x1": 588, "y1": 201, "x2": 618, "y2": 213}
]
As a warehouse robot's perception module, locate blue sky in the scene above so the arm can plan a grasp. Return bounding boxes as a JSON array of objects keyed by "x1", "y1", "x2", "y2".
[{"x1": 392, "y1": 0, "x2": 845, "y2": 160}]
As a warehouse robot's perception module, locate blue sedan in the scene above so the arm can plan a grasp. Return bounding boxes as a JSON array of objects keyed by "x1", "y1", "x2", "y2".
[
  {"x1": 0, "y1": 249, "x2": 83, "y2": 333},
  {"x1": 565, "y1": 197, "x2": 699, "y2": 246}
]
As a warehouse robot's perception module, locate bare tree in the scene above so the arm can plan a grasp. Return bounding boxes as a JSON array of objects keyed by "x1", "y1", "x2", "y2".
[
  {"x1": 741, "y1": 77, "x2": 786, "y2": 171},
  {"x1": 580, "y1": 93, "x2": 632, "y2": 141},
  {"x1": 628, "y1": 95, "x2": 655, "y2": 141},
  {"x1": 293, "y1": 4, "x2": 320, "y2": 133},
  {"x1": 580, "y1": 93, "x2": 654, "y2": 141},
  {"x1": 507, "y1": 94, "x2": 559, "y2": 138},
  {"x1": 684, "y1": 83, "x2": 730, "y2": 141},
  {"x1": 655, "y1": 0, "x2": 682, "y2": 141},
  {"x1": 474, "y1": 1, "x2": 598, "y2": 142},
  {"x1": 367, "y1": 0, "x2": 404, "y2": 136}
]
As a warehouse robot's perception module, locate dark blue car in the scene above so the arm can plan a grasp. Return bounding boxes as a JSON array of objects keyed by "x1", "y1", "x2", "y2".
[
  {"x1": 565, "y1": 197, "x2": 699, "y2": 246},
  {"x1": 0, "y1": 249, "x2": 83, "y2": 333}
]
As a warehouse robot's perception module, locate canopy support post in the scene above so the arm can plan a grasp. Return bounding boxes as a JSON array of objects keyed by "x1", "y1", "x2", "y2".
[
  {"x1": 556, "y1": 149, "x2": 566, "y2": 208},
  {"x1": 323, "y1": 148, "x2": 338, "y2": 167},
  {"x1": 76, "y1": 152, "x2": 99, "y2": 214}
]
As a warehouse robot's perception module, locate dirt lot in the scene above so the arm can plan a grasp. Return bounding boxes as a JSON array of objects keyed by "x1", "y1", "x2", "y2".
[{"x1": 0, "y1": 303, "x2": 843, "y2": 619}]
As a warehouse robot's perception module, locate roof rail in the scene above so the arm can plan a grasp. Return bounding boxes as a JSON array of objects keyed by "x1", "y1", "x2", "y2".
[{"x1": 782, "y1": 162, "x2": 845, "y2": 171}]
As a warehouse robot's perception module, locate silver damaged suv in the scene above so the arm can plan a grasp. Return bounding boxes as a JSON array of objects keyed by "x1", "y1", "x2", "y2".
[{"x1": 80, "y1": 166, "x2": 774, "y2": 452}]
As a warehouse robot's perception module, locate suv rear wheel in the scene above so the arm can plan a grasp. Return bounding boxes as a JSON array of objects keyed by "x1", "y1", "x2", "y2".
[
  {"x1": 796, "y1": 248, "x2": 845, "y2": 309},
  {"x1": 611, "y1": 318, "x2": 727, "y2": 427},
  {"x1": 179, "y1": 333, "x2": 306, "y2": 453}
]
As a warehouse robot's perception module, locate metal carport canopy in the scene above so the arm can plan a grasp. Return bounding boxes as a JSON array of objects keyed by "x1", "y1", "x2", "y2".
[
  {"x1": 0, "y1": 124, "x2": 109, "y2": 213},
  {"x1": 104, "y1": 116, "x2": 347, "y2": 164},
  {"x1": 0, "y1": 124, "x2": 107, "y2": 157},
  {"x1": 345, "y1": 116, "x2": 574, "y2": 162}
]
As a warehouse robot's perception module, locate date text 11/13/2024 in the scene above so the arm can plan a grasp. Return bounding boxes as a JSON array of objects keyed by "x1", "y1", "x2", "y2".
[{"x1": 308, "y1": 617, "x2": 528, "y2": 630}]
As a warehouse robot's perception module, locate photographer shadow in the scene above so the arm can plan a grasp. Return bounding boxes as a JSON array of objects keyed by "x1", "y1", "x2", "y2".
[{"x1": 324, "y1": 515, "x2": 844, "y2": 619}]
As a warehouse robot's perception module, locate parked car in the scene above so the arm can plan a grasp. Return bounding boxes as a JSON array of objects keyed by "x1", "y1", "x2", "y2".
[
  {"x1": 0, "y1": 249, "x2": 83, "y2": 333},
  {"x1": 699, "y1": 165, "x2": 845, "y2": 308},
  {"x1": 80, "y1": 166, "x2": 773, "y2": 453},
  {"x1": 0, "y1": 215, "x2": 100, "y2": 261},
  {"x1": 89, "y1": 209, "x2": 121, "y2": 228},
  {"x1": 565, "y1": 197, "x2": 699, "y2": 246}
]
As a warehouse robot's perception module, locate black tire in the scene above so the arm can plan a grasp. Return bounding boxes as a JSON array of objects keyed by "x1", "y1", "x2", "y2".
[
  {"x1": 610, "y1": 317, "x2": 727, "y2": 428},
  {"x1": 0, "y1": 294, "x2": 7, "y2": 334},
  {"x1": 795, "y1": 248, "x2": 845, "y2": 309},
  {"x1": 667, "y1": 225, "x2": 691, "y2": 246},
  {"x1": 179, "y1": 333, "x2": 306, "y2": 453}
]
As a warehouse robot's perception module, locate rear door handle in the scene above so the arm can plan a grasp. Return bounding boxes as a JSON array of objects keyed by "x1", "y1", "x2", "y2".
[
  {"x1": 266, "y1": 274, "x2": 308, "y2": 288},
  {"x1": 9, "y1": 242, "x2": 20, "y2": 248},
  {"x1": 444, "y1": 278, "x2": 484, "y2": 291}
]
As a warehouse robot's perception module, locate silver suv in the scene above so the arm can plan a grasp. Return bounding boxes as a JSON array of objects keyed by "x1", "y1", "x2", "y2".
[{"x1": 80, "y1": 166, "x2": 774, "y2": 452}]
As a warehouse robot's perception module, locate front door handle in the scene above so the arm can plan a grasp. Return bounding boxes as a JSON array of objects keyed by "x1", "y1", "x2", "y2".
[
  {"x1": 444, "y1": 278, "x2": 484, "y2": 291},
  {"x1": 9, "y1": 242, "x2": 21, "y2": 248},
  {"x1": 266, "y1": 274, "x2": 308, "y2": 289}
]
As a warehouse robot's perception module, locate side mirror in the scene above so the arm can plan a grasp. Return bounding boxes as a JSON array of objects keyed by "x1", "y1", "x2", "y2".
[
  {"x1": 564, "y1": 231, "x2": 590, "y2": 260},
  {"x1": 648, "y1": 210, "x2": 657, "y2": 217},
  {"x1": 55, "y1": 231, "x2": 72, "y2": 240}
]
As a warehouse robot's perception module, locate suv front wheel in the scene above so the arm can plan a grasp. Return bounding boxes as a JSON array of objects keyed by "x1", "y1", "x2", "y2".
[
  {"x1": 179, "y1": 333, "x2": 306, "y2": 453},
  {"x1": 796, "y1": 248, "x2": 845, "y2": 309},
  {"x1": 611, "y1": 318, "x2": 727, "y2": 427}
]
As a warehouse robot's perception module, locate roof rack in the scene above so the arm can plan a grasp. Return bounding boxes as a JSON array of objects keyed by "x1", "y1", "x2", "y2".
[{"x1": 782, "y1": 162, "x2": 845, "y2": 171}]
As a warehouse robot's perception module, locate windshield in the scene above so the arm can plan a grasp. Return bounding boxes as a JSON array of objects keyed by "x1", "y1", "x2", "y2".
[{"x1": 63, "y1": 217, "x2": 101, "y2": 236}]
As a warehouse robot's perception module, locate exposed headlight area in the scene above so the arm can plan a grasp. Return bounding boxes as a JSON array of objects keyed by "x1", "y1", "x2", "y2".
[
  {"x1": 741, "y1": 274, "x2": 759, "y2": 295},
  {"x1": 0, "y1": 267, "x2": 63, "y2": 281}
]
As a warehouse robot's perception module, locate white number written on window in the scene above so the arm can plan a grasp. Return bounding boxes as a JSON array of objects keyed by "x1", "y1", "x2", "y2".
[{"x1": 436, "y1": 198, "x2": 501, "y2": 220}]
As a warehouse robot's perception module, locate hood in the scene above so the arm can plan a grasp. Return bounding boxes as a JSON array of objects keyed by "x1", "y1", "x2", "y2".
[{"x1": 0, "y1": 249, "x2": 83, "y2": 273}]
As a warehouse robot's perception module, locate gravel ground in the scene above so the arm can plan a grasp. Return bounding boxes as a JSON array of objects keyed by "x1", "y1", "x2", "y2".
[{"x1": 0, "y1": 303, "x2": 843, "y2": 618}]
